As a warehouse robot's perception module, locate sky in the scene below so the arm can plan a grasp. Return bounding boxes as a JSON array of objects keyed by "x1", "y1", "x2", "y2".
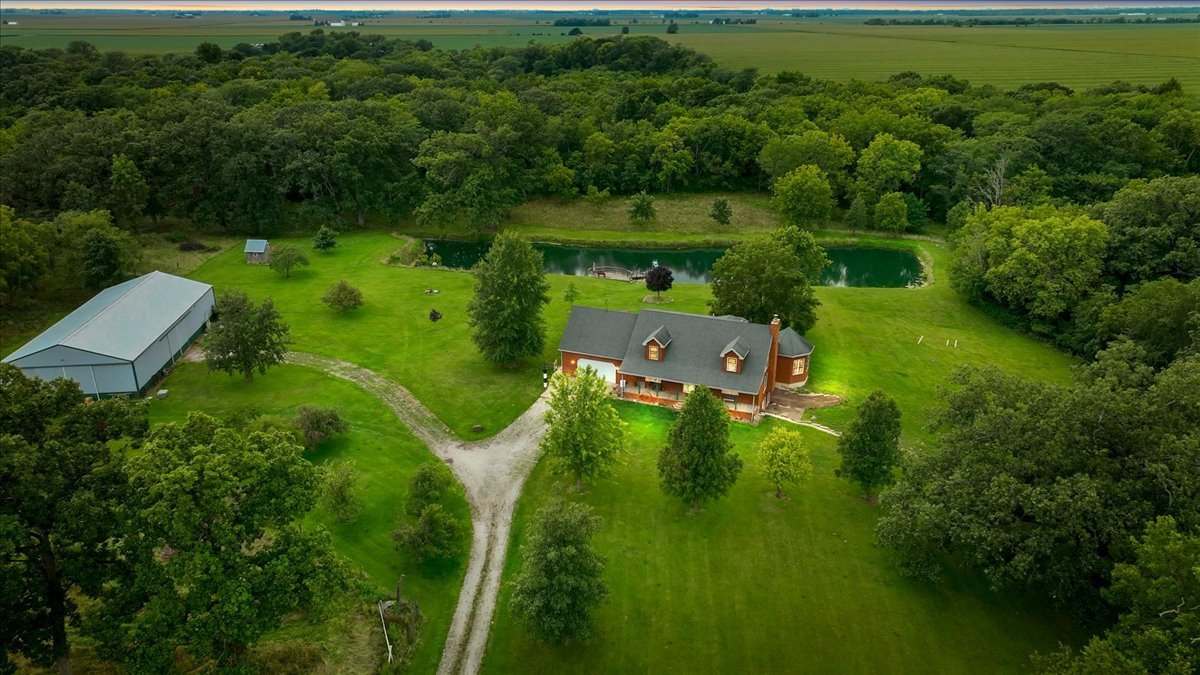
[{"x1": 8, "y1": 1, "x2": 1200, "y2": 10}]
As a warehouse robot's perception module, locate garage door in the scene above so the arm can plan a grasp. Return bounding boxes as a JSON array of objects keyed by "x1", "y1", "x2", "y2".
[{"x1": 577, "y1": 359, "x2": 617, "y2": 383}]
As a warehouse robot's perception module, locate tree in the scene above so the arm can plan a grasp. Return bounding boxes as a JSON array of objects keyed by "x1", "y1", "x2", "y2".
[
  {"x1": 79, "y1": 226, "x2": 138, "y2": 289},
  {"x1": 0, "y1": 365, "x2": 147, "y2": 675},
  {"x1": 770, "y1": 225, "x2": 831, "y2": 283},
  {"x1": 1092, "y1": 176, "x2": 1200, "y2": 286},
  {"x1": 91, "y1": 413, "x2": 349, "y2": 671},
  {"x1": 562, "y1": 283, "x2": 580, "y2": 303},
  {"x1": 510, "y1": 500, "x2": 608, "y2": 643},
  {"x1": 836, "y1": 390, "x2": 900, "y2": 502},
  {"x1": 658, "y1": 388, "x2": 743, "y2": 514},
  {"x1": 758, "y1": 426, "x2": 812, "y2": 499},
  {"x1": 644, "y1": 265, "x2": 674, "y2": 299},
  {"x1": 541, "y1": 370, "x2": 626, "y2": 490},
  {"x1": 320, "y1": 461, "x2": 361, "y2": 522},
  {"x1": 195, "y1": 41, "x2": 223, "y2": 64},
  {"x1": 0, "y1": 206, "x2": 48, "y2": 303},
  {"x1": 709, "y1": 237, "x2": 820, "y2": 332},
  {"x1": 269, "y1": 245, "x2": 310, "y2": 278},
  {"x1": 1098, "y1": 278, "x2": 1200, "y2": 369},
  {"x1": 322, "y1": 279, "x2": 363, "y2": 313},
  {"x1": 710, "y1": 197, "x2": 732, "y2": 226},
  {"x1": 206, "y1": 290, "x2": 290, "y2": 381},
  {"x1": 394, "y1": 503, "x2": 464, "y2": 562},
  {"x1": 876, "y1": 354, "x2": 1200, "y2": 614},
  {"x1": 772, "y1": 165, "x2": 834, "y2": 226},
  {"x1": 628, "y1": 191, "x2": 656, "y2": 224},
  {"x1": 1034, "y1": 517, "x2": 1199, "y2": 674},
  {"x1": 312, "y1": 225, "x2": 338, "y2": 251},
  {"x1": 107, "y1": 154, "x2": 147, "y2": 229},
  {"x1": 845, "y1": 195, "x2": 872, "y2": 229},
  {"x1": 854, "y1": 133, "x2": 922, "y2": 202},
  {"x1": 467, "y1": 233, "x2": 550, "y2": 366},
  {"x1": 568, "y1": 27, "x2": 583, "y2": 36},
  {"x1": 757, "y1": 130, "x2": 856, "y2": 191},
  {"x1": 405, "y1": 463, "x2": 453, "y2": 518},
  {"x1": 874, "y1": 191, "x2": 910, "y2": 232},
  {"x1": 950, "y1": 205, "x2": 1108, "y2": 325},
  {"x1": 296, "y1": 406, "x2": 350, "y2": 449},
  {"x1": 666, "y1": 22, "x2": 679, "y2": 34}
]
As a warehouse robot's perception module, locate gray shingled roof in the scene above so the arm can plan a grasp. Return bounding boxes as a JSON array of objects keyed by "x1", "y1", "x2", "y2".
[
  {"x1": 721, "y1": 336, "x2": 751, "y2": 359},
  {"x1": 619, "y1": 309, "x2": 771, "y2": 395},
  {"x1": 777, "y1": 327, "x2": 815, "y2": 357},
  {"x1": 2, "y1": 271, "x2": 213, "y2": 364},
  {"x1": 642, "y1": 325, "x2": 672, "y2": 347},
  {"x1": 557, "y1": 306, "x2": 638, "y2": 360}
]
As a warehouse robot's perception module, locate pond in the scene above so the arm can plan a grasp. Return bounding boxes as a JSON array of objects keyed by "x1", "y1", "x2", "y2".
[{"x1": 423, "y1": 240, "x2": 923, "y2": 288}]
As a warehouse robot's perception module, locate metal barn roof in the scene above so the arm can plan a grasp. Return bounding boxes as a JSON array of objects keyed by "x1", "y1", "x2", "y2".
[
  {"x1": 2, "y1": 271, "x2": 214, "y2": 364},
  {"x1": 244, "y1": 239, "x2": 269, "y2": 253}
]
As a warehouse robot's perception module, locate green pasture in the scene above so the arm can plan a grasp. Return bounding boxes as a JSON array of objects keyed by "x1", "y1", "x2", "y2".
[
  {"x1": 2, "y1": 12, "x2": 1196, "y2": 90},
  {"x1": 484, "y1": 405, "x2": 1078, "y2": 673},
  {"x1": 147, "y1": 361, "x2": 470, "y2": 674}
]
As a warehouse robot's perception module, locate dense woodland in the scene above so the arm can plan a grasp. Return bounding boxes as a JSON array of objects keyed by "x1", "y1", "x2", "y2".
[{"x1": 1, "y1": 31, "x2": 1199, "y2": 674}]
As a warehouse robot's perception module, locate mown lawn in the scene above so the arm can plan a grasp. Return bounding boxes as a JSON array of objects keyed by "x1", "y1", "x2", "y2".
[
  {"x1": 184, "y1": 220, "x2": 1072, "y2": 442},
  {"x1": 147, "y1": 362, "x2": 469, "y2": 674},
  {"x1": 484, "y1": 404, "x2": 1077, "y2": 673}
]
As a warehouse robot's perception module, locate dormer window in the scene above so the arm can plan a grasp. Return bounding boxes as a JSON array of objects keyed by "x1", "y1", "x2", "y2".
[
  {"x1": 725, "y1": 355, "x2": 739, "y2": 372},
  {"x1": 720, "y1": 336, "x2": 750, "y2": 374},
  {"x1": 641, "y1": 325, "x2": 672, "y2": 362}
]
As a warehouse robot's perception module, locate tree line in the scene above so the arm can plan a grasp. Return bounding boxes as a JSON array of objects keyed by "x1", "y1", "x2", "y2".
[{"x1": 0, "y1": 32, "x2": 1194, "y2": 240}]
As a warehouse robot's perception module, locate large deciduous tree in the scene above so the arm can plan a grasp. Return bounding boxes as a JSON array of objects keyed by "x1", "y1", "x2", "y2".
[
  {"x1": 658, "y1": 388, "x2": 743, "y2": 514},
  {"x1": 644, "y1": 265, "x2": 674, "y2": 299},
  {"x1": 510, "y1": 500, "x2": 608, "y2": 643},
  {"x1": 709, "y1": 237, "x2": 820, "y2": 332},
  {"x1": 206, "y1": 290, "x2": 290, "y2": 381},
  {"x1": 758, "y1": 130, "x2": 855, "y2": 195},
  {"x1": 1092, "y1": 175, "x2": 1200, "y2": 287},
  {"x1": 853, "y1": 133, "x2": 922, "y2": 202},
  {"x1": 876, "y1": 352, "x2": 1200, "y2": 616},
  {"x1": 0, "y1": 365, "x2": 147, "y2": 675},
  {"x1": 772, "y1": 165, "x2": 834, "y2": 226},
  {"x1": 467, "y1": 233, "x2": 550, "y2": 366},
  {"x1": 541, "y1": 369, "x2": 626, "y2": 490},
  {"x1": 91, "y1": 413, "x2": 349, "y2": 671},
  {"x1": 107, "y1": 153, "x2": 147, "y2": 229},
  {"x1": 0, "y1": 206, "x2": 48, "y2": 304},
  {"x1": 836, "y1": 390, "x2": 901, "y2": 502},
  {"x1": 1098, "y1": 278, "x2": 1200, "y2": 369}
]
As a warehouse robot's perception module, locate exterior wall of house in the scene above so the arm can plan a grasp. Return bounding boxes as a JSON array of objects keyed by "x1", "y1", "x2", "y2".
[{"x1": 775, "y1": 355, "x2": 811, "y2": 385}]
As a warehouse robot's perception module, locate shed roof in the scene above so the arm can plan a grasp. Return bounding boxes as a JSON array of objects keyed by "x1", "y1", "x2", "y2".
[
  {"x1": 557, "y1": 306, "x2": 638, "y2": 360},
  {"x1": 777, "y1": 328, "x2": 815, "y2": 357},
  {"x1": 244, "y1": 239, "x2": 269, "y2": 253},
  {"x1": 3, "y1": 271, "x2": 214, "y2": 364},
  {"x1": 619, "y1": 309, "x2": 771, "y2": 395}
]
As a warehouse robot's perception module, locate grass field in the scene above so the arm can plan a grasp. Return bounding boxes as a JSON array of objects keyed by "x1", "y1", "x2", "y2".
[
  {"x1": 147, "y1": 362, "x2": 470, "y2": 674},
  {"x1": 2, "y1": 11, "x2": 1196, "y2": 90},
  {"x1": 484, "y1": 404, "x2": 1078, "y2": 673}
]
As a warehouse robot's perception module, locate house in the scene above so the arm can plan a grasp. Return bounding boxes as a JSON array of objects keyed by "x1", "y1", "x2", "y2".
[
  {"x1": 244, "y1": 239, "x2": 270, "y2": 264},
  {"x1": 2, "y1": 271, "x2": 215, "y2": 397},
  {"x1": 558, "y1": 307, "x2": 814, "y2": 421}
]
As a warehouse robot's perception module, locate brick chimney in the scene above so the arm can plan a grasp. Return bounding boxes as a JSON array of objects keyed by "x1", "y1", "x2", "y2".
[{"x1": 767, "y1": 315, "x2": 781, "y2": 393}]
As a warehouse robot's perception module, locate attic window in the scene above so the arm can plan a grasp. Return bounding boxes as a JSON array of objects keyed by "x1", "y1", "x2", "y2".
[
  {"x1": 725, "y1": 355, "x2": 739, "y2": 372},
  {"x1": 648, "y1": 344, "x2": 660, "y2": 361}
]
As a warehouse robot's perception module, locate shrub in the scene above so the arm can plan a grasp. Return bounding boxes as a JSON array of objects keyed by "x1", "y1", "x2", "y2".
[
  {"x1": 322, "y1": 280, "x2": 363, "y2": 313},
  {"x1": 178, "y1": 240, "x2": 207, "y2": 252},
  {"x1": 164, "y1": 231, "x2": 188, "y2": 243},
  {"x1": 319, "y1": 461, "x2": 361, "y2": 523},
  {"x1": 628, "y1": 191, "x2": 656, "y2": 224},
  {"x1": 295, "y1": 406, "x2": 350, "y2": 449},
  {"x1": 583, "y1": 185, "x2": 611, "y2": 206},
  {"x1": 245, "y1": 414, "x2": 303, "y2": 445},
  {"x1": 405, "y1": 463, "x2": 451, "y2": 518},
  {"x1": 312, "y1": 225, "x2": 337, "y2": 251},
  {"x1": 394, "y1": 503, "x2": 464, "y2": 562},
  {"x1": 710, "y1": 198, "x2": 732, "y2": 226}
]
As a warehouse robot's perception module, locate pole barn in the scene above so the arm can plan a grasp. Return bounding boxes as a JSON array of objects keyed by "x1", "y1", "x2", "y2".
[{"x1": 2, "y1": 271, "x2": 215, "y2": 397}]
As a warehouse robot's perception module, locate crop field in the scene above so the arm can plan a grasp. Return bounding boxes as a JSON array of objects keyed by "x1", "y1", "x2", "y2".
[{"x1": 2, "y1": 12, "x2": 1197, "y2": 90}]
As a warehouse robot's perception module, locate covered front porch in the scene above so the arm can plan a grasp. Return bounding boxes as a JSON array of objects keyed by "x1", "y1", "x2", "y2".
[{"x1": 617, "y1": 374, "x2": 760, "y2": 421}]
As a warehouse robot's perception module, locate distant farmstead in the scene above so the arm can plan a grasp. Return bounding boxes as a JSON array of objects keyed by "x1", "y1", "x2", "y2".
[
  {"x1": 245, "y1": 239, "x2": 270, "y2": 264},
  {"x1": 2, "y1": 271, "x2": 214, "y2": 397},
  {"x1": 558, "y1": 307, "x2": 814, "y2": 421}
]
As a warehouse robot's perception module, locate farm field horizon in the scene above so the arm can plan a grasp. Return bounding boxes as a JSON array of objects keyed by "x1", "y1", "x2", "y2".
[{"x1": 2, "y1": 10, "x2": 1198, "y2": 90}]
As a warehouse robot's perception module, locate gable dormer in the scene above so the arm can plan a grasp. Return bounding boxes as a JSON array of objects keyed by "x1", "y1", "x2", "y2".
[
  {"x1": 642, "y1": 325, "x2": 672, "y2": 361},
  {"x1": 721, "y1": 336, "x2": 750, "y2": 373}
]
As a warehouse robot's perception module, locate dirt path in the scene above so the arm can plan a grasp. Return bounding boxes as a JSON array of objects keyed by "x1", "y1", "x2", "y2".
[{"x1": 284, "y1": 352, "x2": 547, "y2": 675}]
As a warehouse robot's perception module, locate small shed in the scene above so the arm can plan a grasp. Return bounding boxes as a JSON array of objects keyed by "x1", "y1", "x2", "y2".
[
  {"x1": 2, "y1": 271, "x2": 215, "y2": 397},
  {"x1": 245, "y1": 239, "x2": 270, "y2": 264}
]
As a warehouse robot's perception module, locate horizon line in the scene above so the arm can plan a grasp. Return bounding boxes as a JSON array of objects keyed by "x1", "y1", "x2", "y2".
[{"x1": 7, "y1": 1, "x2": 1200, "y2": 12}]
